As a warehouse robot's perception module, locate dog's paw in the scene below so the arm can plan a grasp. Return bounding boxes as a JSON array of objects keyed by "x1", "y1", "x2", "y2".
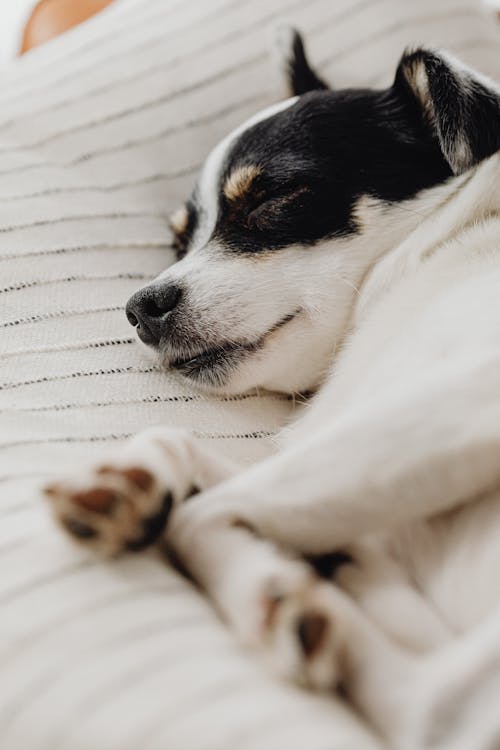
[
  {"x1": 225, "y1": 555, "x2": 348, "y2": 691},
  {"x1": 45, "y1": 463, "x2": 172, "y2": 555},
  {"x1": 44, "y1": 428, "x2": 194, "y2": 555},
  {"x1": 259, "y1": 571, "x2": 348, "y2": 690}
]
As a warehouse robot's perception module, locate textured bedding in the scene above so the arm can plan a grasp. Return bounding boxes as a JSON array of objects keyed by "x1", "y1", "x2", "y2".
[{"x1": 1, "y1": 1, "x2": 500, "y2": 748}]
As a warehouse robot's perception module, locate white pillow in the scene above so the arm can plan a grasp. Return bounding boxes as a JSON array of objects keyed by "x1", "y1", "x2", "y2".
[{"x1": 1, "y1": 1, "x2": 499, "y2": 748}]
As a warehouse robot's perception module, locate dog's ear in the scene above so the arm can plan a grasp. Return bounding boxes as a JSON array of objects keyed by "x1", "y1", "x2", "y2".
[
  {"x1": 395, "y1": 48, "x2": 500, "y2": 174},
  {"x1": 274, "y1": 26, "x2": 329, "y2": 97}
]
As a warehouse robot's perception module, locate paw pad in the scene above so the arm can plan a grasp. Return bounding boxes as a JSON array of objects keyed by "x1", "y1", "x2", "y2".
[
  {"x1": 98, "y1": 465, "x2": 154, "y2": 491},
  {"x1": 62, "y1": 517, "x2": 98, "y2": 540},
  {"x1": 71, "y1": 487, "x2": 118, "y2": 513},
  {"x1": 296, "y1": 612, "x2": 329, "y2": 659}
]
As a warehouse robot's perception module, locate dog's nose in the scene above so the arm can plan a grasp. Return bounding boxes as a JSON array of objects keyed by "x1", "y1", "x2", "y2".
[{"x1": 126, "y1": 283, "x2": 182, "y2": 346}]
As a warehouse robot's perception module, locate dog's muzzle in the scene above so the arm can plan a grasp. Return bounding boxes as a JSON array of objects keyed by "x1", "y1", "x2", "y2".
[{"x1": 126, "y1": 283, "x2": 182, "y2": 347}]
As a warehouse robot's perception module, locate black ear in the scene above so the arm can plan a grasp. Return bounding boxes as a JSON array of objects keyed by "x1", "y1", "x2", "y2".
[
  {"x1": 274, "y1": 26, "x2": 329, "y2": 96},
  {"x1": 395, "y1": 48, "x2": 500, "y2": 174}
]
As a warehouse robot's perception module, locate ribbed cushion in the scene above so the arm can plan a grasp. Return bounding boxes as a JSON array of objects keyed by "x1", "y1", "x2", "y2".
[{"x1": 1, "y1": 1, "x2": 500, "y2": 748}]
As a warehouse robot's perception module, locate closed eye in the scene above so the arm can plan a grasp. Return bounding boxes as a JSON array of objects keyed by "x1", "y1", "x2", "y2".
[{"x1": 247, "y1": 186, "x2": 311, "y2": 230}]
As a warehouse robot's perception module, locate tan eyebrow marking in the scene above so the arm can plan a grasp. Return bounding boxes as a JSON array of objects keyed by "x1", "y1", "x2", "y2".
[
  {"x1": 223, "y1": 164, "x2": 261, "y2": 202},
  {"x1": 169, "y1": 205, "x2": 189, "y2": 236}
]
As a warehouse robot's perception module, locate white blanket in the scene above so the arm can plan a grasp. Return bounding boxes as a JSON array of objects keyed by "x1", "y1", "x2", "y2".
[{"x1": 1, "y1": 1, "x2": 500, "y2": 747}]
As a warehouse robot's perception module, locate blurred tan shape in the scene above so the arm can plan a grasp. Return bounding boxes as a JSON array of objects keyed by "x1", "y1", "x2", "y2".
[{"x1": 20, "y1": 0, "x2": 114, "y2": 54}]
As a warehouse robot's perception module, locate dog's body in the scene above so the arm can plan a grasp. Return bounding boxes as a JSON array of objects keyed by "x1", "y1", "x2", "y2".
[{"x1": 46, "y1": 32, "x2": 500, "y2": 748}]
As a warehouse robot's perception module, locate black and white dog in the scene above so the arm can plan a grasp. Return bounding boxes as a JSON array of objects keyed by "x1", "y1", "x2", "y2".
[{"x1": 46, "y1": 29, "x2": 500, "y2": 748}]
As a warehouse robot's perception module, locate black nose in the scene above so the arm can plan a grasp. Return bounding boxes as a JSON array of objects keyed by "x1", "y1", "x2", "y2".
[{"x1": 126, "y1": 283, "x2": 182, "y2": 346}]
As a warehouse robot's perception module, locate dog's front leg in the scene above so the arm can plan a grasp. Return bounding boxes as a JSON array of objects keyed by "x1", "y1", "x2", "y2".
[{"x1": 172, "y1": 357, "x2": 500, "y2": 556}]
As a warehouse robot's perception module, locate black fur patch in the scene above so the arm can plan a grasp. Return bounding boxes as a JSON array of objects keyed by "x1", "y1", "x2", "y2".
[
  {"x1": 63, "y1": 517, "x2": 98, "y2": 540},
  {"x1": 203, "y1": 84, "x2": 451, "y2": 255},
  {"x1": 125, "y1": 493, "x2": 173, "y2": 552},
  {"x1": 183, "y1": 46, "x2": 500, "y2": 257},
  {"x1": 307, "y1": 550, "x2": 354, "y2": 580}
]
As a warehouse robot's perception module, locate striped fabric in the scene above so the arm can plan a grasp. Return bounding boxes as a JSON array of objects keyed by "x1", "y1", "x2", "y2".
[{"x1": 1, "y1": 1, "x2": 500, "y2": 748}]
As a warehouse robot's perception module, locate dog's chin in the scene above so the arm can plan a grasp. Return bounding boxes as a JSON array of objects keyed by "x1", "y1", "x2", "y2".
[
  {"x1": 164, "y1": 342, "x2": 252, "y2": 392},
  {"x1": 157, "y1": 310, "x2": 301, "y2": 393}
]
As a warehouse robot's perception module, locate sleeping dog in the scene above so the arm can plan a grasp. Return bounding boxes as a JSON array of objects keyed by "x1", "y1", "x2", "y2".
[{"x1": 45, "y1": 29, "x2": 500, "y2": 748}]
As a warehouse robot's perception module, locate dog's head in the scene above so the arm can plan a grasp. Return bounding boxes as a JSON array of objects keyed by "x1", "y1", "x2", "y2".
[{"x1": 126, "y1": 30, "x2": 500, "y2": 394}]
